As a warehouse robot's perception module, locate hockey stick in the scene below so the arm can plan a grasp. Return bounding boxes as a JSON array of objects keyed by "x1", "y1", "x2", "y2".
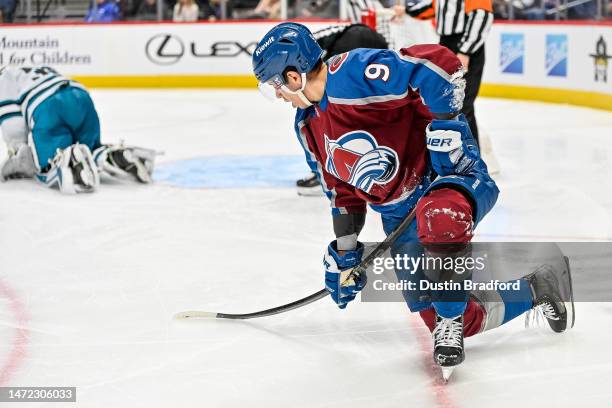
[{"x1": 174, "y1": 208, "x2": 417, "y2": 320}]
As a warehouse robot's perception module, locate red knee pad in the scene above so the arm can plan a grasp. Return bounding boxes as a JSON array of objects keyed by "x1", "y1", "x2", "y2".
[
  {"x1": 418, "y1": 299, "x2": 486, "y2": 338},
  {"x1": 415, "y1": 188, "x2": 474, "y2": 245}
]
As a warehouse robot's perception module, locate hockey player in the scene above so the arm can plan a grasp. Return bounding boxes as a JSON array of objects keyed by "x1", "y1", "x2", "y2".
[
  {"x1": 296, "y1": 21, "x2": 388, "y2": 196},
  {"x1": 296, "y1": 0, "x2": 439, "y2": 195},
  {"x1": 0, "y1": 65, "x2": 156, "y2": 194},
  {"x1": 253, "y1": 23, "x2": 574, "y2": 379}
]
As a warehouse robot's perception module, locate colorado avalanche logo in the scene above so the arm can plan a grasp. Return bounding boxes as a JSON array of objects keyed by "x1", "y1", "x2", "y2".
[
  {"x1": 325, "y1": 131, "x2": 399, "y2": 193},
  {"x1": 329, "y1": 52, "x2": 349, "y2": 74}
]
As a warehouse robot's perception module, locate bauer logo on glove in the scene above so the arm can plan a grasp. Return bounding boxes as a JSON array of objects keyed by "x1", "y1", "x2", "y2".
[
  {"x1": 426, "y1": 115, "x2": 479, "y2": 176},
  {"x1": 426, "y1": 131, "x2": 462, "y2": 152}
]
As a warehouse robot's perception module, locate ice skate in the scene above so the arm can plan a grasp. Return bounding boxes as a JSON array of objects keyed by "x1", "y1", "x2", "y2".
[
  {"x1": 433, "y1": 314, "x2": 464, "y2": 381},
  {"x1": 525, "y1": 257, "x2": 575, "y2": 333},
  {"x1": 296, "y1": 172, "x2": 323, "y2": 196}
]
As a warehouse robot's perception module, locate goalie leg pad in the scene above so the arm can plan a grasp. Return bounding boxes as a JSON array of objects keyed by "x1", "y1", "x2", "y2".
[
  {"x1": 93, "y1": 144, "x2": 156, "y2": 183},
  {"x1": 36, "y1": 144, "x2": 99, "y2": 194}
]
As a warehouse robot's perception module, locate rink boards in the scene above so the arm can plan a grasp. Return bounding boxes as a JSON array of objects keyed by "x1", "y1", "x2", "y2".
[
  {"x1": 0, "y1": 20, "x2": 610, "y2": 110},
  {"x1": 480, "y1": 22, "x2": 612, "y2": 111}
]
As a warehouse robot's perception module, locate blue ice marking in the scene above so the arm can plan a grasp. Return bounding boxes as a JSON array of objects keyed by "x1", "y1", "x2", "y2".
[{"x1": 154, "y1": 155, "x2": 308, "y2": 188}]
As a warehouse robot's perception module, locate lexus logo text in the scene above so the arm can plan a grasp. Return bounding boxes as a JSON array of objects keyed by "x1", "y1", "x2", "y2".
[{"x1": 145, "y1": 34, "x2": 257, "y2": 65}]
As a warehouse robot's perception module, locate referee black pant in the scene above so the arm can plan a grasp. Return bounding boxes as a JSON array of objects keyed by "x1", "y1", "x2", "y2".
[{"x1": 439, "y1": 34, "x2": 485, "y2": 145}]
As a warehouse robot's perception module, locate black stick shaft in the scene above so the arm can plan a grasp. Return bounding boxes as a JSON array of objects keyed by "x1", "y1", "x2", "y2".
[{"x1": 211, "y1": 208, "x2": 417, "y2": 320}]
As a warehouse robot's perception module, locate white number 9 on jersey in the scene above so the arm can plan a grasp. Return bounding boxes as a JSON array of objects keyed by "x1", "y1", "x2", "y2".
[{"x1": 365, "y1": 64, "x2": 390, "y2": 82}]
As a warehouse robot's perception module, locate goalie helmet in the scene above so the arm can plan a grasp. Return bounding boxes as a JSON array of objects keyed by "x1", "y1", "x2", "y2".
[{"x1": 252, "y1": 22, "x2": 324, "y2": 85}]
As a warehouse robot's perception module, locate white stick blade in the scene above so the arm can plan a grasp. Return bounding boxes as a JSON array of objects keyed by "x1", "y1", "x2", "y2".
[{"x1": 174, "y1": 311, "x2": 218, "y2": 319}]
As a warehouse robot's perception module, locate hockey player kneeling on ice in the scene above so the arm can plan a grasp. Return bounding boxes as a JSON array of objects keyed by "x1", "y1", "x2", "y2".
[
  {"x1": 253, "y1": 23, "x2": 574, "y2": 380},
  {"x1": 0, "y1": 66, "x2": 156, "y2": 194}
]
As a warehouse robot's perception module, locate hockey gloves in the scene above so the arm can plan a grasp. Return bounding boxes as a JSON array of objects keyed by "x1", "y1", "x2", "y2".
[
  {"x1": 1, "y1": 144, "x2": 36, "y2": 181},
  {"x1": 426, "y1": 114, "x2": 479, "y2": 176},
  {"x1": 324, "y1": 241, "x2": 366, "y2": 309}
]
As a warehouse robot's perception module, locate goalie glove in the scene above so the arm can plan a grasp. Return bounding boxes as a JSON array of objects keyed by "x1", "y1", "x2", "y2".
[
  {"x1": 324, "y1": 241, "x2": 366, "y2": 309},
  {"x1": 1, "y1": 144, "x2": 36, "y2": 181},
  {"x1": 37, "y1": 143, "x2": 100, "y2": 194},
  {"x1": 93, "y1": 144, "x2": 157, "y2": 184}
]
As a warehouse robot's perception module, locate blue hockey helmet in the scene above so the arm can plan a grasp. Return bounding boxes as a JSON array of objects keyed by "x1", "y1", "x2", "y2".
[{"x1": 252, "y1": 23, "x2": 324, "y2": 96}]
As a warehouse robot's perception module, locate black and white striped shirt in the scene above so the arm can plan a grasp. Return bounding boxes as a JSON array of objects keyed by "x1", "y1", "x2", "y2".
[{"x1": 406, "y1": 0, "x2": 493, "y2": 54}]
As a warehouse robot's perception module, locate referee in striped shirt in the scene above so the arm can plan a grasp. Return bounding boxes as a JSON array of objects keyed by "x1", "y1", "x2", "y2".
[{"x1": 394, "y1": 0, "x2": 493, "y2": 143}]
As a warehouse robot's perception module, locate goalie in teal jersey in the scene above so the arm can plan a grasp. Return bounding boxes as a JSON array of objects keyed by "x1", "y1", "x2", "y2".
[{"x1": 0, "y1": 65, "x2": 156, "y2": 194}]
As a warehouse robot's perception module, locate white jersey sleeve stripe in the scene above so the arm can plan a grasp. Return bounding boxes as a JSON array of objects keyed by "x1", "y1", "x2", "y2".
[{"x1": 328, "y1": 91, "x2": 410, "y2": 106}]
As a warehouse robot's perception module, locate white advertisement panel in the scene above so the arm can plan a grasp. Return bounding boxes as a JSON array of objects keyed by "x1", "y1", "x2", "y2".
[
  {"x1": 484, "y1": 23, "x2": 612, "y2": 96},
  {"x1": 0, "y1": 22, "x2": 334, "y2": 77},
  {"x1": 0, "y1": 21, "x2": 610, "y2": 107}
]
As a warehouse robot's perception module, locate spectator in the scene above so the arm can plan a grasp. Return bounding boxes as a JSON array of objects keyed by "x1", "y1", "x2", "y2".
[
  {"x1": 132, "y1": 0, "x2": 158, "y2": 20},
  {"x1": 493, "y1": 0, "x2": 509, "y2": 19},
  {"x1": 0, "y1": 0, "x2": 17, "y2": 23},
  {"x1": 173, "y1": 0, "x2": 199, "y2": 20},
  {"x1": 567, "y1": 0, "x2": 596, "y2": 19},
  {"x1": 300, "y1": 0, "x2": 341, "y2": 18},
  {"x1": 205, "y1": 0, "x2": 235, "y2": 20},
  {"x1": 86, "y1": 0, "x2": 121, "y2": 22},
  {"x1": 244, "y1": 0, "x2": 280, "y2": 18},
  {"x1": 201, "y1": 0, "x2": 217, "y2": 20},
  {"x1": 516, "y1": 0, "x2": 546, "y2": 20}
]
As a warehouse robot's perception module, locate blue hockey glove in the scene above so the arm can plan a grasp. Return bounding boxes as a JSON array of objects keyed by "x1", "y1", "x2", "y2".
[
  {"x1": 324, "y1": 241, "x2": 366, "y2": 309},
  {"x1": 426, "y1": 114, "x2": 480, "y2": 176}
]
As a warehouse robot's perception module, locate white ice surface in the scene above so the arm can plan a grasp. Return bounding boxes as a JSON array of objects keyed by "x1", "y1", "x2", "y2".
[{"x1": 1, "y1": 90, "x2": 612, "y2": 408}]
